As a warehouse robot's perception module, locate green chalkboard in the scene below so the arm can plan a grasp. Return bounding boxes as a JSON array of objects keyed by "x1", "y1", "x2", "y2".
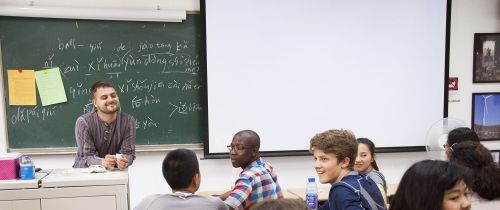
[{"x1": 0, "y1": 15, "x2": 207, "y2": 149}]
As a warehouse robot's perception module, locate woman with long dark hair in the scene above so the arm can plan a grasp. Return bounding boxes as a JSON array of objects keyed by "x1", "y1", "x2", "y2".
[
  {"x1": 355, "y1": 138, "x2": 387, "y2": 204},
  {"x1": 389, "y1": 160, "x2": 471, "y2": 210},
  {"x1": 449, "y1": 141, "x2": 500, "y2": 209}
]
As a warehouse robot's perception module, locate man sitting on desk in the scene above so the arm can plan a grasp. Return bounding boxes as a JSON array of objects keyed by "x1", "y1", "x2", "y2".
[
  {"x1": 73, "y1": 81, "x2": 136, "y2": 170},
  {"x1": 220, "y1": 130, "x2": 283, "y2": 210}
]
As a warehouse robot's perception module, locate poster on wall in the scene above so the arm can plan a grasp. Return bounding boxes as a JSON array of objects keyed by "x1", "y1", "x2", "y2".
[
  {"x1": 472, "y1": 92, "x2": 500, "y2": 140},
  {"x1": 473, "y1": 33, "x2": 500, "y2": 83}
]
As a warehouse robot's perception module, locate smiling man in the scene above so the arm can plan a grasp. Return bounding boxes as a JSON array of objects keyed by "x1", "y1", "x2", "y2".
[
  {"x1": 310, "y1": 129, "x2": 386, "y2": 210},
  {"x1": 73, "y1": 81, "x2": 136, "y2": 170},
  {"x1": 219, "y1": 130, "x2": 283, "y2": 210}
]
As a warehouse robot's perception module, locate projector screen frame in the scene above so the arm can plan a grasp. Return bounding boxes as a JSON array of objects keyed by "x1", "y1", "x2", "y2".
[{"x1": 200, "y1": 0, "x2": 451, "y2": 158}]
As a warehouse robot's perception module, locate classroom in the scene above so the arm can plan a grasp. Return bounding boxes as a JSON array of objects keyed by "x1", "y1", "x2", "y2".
[{"x1": 1, "y1": 0, "x2": 500, "y2": 209}]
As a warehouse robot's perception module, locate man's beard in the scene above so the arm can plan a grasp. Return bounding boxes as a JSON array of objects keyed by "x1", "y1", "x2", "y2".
[{"x1": 97, "y1": 102, "x2": 120, "y2": 114}]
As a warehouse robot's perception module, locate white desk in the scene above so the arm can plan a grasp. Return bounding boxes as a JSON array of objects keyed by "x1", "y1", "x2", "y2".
[
  {"x1": 197, "y1": 189, "x2": 301, "y2": 199},
  {"x1": 0, "y1": 170, "x2": 49, "y2": 190},
  {"x1": 0, "y1": 168, "x2": 129, "y2": 210},
  {"x1": 287, "y1": 186, "x2": 331, "y2": 202}
]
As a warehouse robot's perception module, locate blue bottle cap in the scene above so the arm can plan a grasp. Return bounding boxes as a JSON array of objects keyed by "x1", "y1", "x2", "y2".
[{"x1": 308, "y1": 177, "x2": 315, "y2": 182}]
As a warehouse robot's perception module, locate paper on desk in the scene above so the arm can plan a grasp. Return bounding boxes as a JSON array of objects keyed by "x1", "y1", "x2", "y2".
[
  {"x1": 35, "y1": 67, "x2": 68, "y2": 106},
  {"x1": 7, "y1": 69, "x2": 36, "y2": 106}
]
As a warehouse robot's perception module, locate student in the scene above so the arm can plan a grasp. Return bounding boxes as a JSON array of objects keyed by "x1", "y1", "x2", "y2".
[
  {"x1": 134, "y1": 148, "x2": 228, "y2": 210},
  {"x1": 309, "y1": 129, "x2": 385, "y2": 210},
  {"x1": 448, "y1": 141, "x2": 500, "y2": 208},
  {"x1": 389, "y1": 160, "x2": 471, "y2": 210},
  {"x1": 220, "y1": 130, "x2": 283, "y2": 210},
  {"x1": 73, "y1": 81, "x2": 136, "y2": 170},
  {"x1": 355, "y1": 138, "x2": 387, "y2": 204},
  {"x1": 445, "y1": 127, "x2": 479, "y2": 159},
  {"x1": 250, "y1": 199, "x2": 308, "y2": 210}
]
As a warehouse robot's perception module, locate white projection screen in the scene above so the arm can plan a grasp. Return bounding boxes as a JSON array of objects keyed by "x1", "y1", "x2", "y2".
[{"x1": 203, "y1": 0, "x2": 449, "y2": 156}]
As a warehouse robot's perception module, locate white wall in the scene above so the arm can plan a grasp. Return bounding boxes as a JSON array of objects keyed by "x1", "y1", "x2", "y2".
[
  {"x1": 0, "y1": 0, "x2": 499, "y2": 208},
  {"x1": 448, "y1": 0, "x2": 500, "y2": 150}
]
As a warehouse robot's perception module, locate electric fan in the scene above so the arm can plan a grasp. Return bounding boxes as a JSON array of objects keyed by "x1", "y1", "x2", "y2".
[{"x1": 425, "y1": 118, "x2": 466, "y2": 160}]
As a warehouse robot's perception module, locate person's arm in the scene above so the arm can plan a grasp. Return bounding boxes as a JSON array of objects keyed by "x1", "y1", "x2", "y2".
[
  {"x1": 74, "y1": 117, "x2": 105, "y2": 167},
  {"x1": 330, "y1": 185, "x2": 364, "y2": 210},
  {"x1": 117, "y1": 116, "x2": 136, "y2": 170},
  {"x1": 368, "y1": 171, "x2": 388, "y2": 206},
  {"x1": 219, "y1": 190, "x2": 232, "y2": 201},
  {"x1": 268, "y1": 162, "x2": 284, "y2": 198},
  {"x1": 223, "y1": 176, "x2": 252, "y2": 210},
  {"x1": 376, "y1": 183, "x2": 387, "y2": 206}
]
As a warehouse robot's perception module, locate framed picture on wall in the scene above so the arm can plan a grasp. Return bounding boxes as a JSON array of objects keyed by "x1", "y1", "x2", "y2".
[
  {"x1": 472, "y1": 92, "x2": 500, "y2": 140},
  {"x1": 473, "y1": 33, "x2": 500, "y2": 83}
]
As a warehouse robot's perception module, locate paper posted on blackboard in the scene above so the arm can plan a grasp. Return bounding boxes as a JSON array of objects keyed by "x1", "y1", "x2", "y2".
[
  {"x1": 35, "y1": 67, "x2": 68, "y2": 106},
  {"x1": 7, "y1": 69, "x2": 36, "y2": 106}
]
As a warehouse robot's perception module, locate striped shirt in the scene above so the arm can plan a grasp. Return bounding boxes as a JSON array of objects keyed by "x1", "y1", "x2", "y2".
[
  {"x1": 73, "y1": 110, "x2": 136, "y2": 168},
  {"x1": 224, "y1": 158, "x2": 283, "y2": 210}
]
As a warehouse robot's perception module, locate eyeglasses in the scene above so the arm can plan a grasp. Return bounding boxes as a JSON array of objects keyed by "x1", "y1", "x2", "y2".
[
  {"x1": 442, "y1": 143, "x2": 448, "y2": 149},
  {"x1": 227, "y1": 144, "x2": 253, "y2": 152}
]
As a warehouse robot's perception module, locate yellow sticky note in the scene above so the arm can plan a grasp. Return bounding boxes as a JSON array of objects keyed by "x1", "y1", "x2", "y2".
[
  {"x1": 7, "y1": 69, "x2": 36, "y2": 106},
  {"x1": 35, "y1": 67, "x2": 68, "y2": 106}
]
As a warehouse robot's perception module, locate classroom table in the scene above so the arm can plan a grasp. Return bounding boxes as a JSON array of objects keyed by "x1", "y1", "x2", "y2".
[
  {"x1": 0, "y1": 170, "x2": 50, "y2": 190},
  {"x1": 0, "y1": 168, "x2": 129, "y2": 210},
  {"x1": 287, "y1": 186, "x2": 331, "y2": 201},
  {"x1": 288, "y1": 183, "x2": 399, "y2": 203},
  {"x1": 197, "y1": 189, "x2": 301, "y2": 199}
]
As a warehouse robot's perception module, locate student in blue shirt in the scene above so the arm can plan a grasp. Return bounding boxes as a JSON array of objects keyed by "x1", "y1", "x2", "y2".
[{"x1": 309, "y1": 129, "x2": 386, "y2": 210}]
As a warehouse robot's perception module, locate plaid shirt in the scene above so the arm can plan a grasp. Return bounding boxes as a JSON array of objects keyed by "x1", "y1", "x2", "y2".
[{"x1": 224, "y1": 158, "x2": 283, "y2": 210}]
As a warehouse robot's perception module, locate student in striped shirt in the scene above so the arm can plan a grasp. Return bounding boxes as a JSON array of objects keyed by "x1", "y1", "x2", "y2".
[{"x1": 220, "y1": 130, "x2": 283, "y2": 210}]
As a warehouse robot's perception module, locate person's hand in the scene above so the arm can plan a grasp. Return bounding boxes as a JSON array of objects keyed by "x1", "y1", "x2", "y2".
[
  {"x1": 101, "y1": 154, "x2": 117, "y2": 169},
  {"x1": 116, "y1": 156, "x2": 129, "y2": 170},
  {"x1": 219, "y1": 190, "x2": 232, "y2": 200}
]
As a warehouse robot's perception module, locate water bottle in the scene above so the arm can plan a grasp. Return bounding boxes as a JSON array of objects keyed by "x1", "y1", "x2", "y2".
[
  {"x1": 306, "y1": 177, "x2": 318, "y2": 210},
  {"x1": 19, "y1": 155, "x2": 35, "y2": 180}
]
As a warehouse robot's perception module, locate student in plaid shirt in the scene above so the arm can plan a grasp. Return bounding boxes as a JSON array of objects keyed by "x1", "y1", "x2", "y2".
[{"x1": 219, "y1": 130, "x2": 283, "y2": 210}]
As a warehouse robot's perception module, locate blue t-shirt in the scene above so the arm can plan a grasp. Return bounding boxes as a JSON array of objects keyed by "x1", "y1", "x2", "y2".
[{"x1": 319, "y1": 172, "x2": 386, "y2": 210}]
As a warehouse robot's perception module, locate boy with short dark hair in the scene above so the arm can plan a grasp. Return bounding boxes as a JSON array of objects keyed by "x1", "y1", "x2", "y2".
[
  {"x1": 134, "y1": 149, "x2": 228, "y2": 210},
  {"x1": 309, "y1": 129, "x2": 386, "y2": 210}
]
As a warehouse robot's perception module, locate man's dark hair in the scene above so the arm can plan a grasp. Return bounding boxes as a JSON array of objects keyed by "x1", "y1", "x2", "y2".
[
  {"x1": 91, "y1": 81, "x2": 115, "y2": 98},
  {"x1": 162, "y1": 148, "x2": 199, "y2": 189},
  {"x1": 234, "y1": 130, "x2": 261, "y2": 149}
]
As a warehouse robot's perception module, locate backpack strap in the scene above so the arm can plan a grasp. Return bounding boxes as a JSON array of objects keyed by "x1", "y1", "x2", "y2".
[
  {"x1": 358, "y1": 182, "x2": 378, "y2": 210},
  {"x1": 359, "y1": 175, "x2": 386, "y2": 210},
  {"x1": 333, "y1": 173, "x2": 385, "y2": 210},
  {"x1": 333, "y1": 181, "x2": 361, "y2": 200}
]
